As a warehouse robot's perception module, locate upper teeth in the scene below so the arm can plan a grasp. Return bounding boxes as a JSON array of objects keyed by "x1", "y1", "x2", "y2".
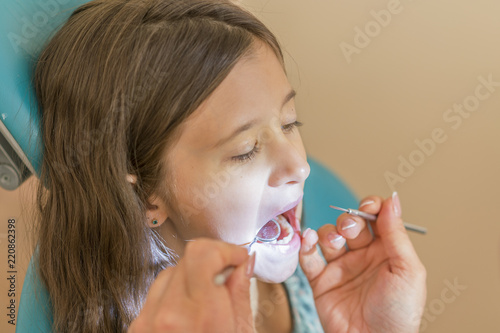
[{"x1": 269, "y1": 214, "x2": 294, "y2": 245}]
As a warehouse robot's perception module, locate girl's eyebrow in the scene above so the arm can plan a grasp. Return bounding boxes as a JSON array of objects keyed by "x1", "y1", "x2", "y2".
[{"x1": 212, "y1": 89, "x2": 296, "y2": 149}]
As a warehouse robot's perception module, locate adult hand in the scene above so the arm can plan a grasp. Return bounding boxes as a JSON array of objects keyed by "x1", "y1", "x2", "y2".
[
  {"x1": 299, "y1": 193, "x2": 427, "y2": 333},
  {"x1": 129, "y1": 238, "x2": 255, "y2": 333}
]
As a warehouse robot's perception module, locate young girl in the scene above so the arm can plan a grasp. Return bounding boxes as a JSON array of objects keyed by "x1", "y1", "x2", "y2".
[{"x1": 33, "y1": 0, "x2": 426, "y2": 331}]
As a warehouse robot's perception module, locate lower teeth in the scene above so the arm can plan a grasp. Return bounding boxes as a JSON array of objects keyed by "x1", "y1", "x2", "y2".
[{"x1": 269, "y1": 215, "x2": 293, "y2": 245}]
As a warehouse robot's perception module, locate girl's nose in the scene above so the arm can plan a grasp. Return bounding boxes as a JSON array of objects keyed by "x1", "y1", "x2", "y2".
[{"x1": 268, "y1": 139, "x2": 310, "y2": 187}]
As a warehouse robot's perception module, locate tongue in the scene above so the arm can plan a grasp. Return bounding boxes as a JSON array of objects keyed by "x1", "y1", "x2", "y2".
[{"x1": 282, "y1": 208, "x2": 297, "y2": 231}]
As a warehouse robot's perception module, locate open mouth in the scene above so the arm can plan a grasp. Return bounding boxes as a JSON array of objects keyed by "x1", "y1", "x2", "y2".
[
  {"x1": 257, "y1": 204, "x2": 300, "y2": 245},
  {"x1": 249, "y1": 199, "x2": 303, "y2": 282}
]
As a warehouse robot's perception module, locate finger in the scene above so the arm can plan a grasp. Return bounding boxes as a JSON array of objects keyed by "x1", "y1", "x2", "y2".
[
  {"x1": 146, "y1": 268, "x2": 174, "y2": 304},
  {"x1": 226, "y1": 254, "x2": 255, "y2": 332},
  {"x1": 336, "y1": 213, "x2": 373, "y2": 251},
  {"x1": 135, "y1": 267, "x2": 175, "y2": 325},
  {"x1": 358, "y1": 195, "x2": 383, "y2": 213},
  {"x1": 315, "y1": 224, "x2": 347, "y2": 262},
  {"x1": 377, "y1": 193, "x2": 422, "y2": 270},
  {"x1": 153, "y1": 262, "x2": 200, "y2": 330},
  {"x1": 183, "y1": 238, "x2": 249, "y2": 298},
  {"x1": 299, "y1": 228, "x2": 326, "y2": 281},
  {"x1": 301, "y1": 228, "x2": 356, "y2": 298},
  {"x1": 358, "y1": 196, "x2": 383, "y2": 236}
]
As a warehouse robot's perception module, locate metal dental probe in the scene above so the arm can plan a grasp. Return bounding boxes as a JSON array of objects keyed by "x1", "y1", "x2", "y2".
[{"x1": 329, "y1": 205, "x2": 427, "y2": 235}]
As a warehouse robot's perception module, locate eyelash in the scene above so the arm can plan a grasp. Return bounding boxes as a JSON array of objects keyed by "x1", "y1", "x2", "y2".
[
  {"x1": 282, "y1": 120, "x2": 303, "y2": 133},
  {"x1": 231, "y1": 121, "x2": 303, "y2": 163}
]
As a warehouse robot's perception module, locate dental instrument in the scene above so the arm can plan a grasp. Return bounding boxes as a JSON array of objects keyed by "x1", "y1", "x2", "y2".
[
  {"x1": 329, "y1": 205, "x2": 427, "y2": 235},
  {"x1": 214, "y1": 219, "x2": 281, "y2": 285}
]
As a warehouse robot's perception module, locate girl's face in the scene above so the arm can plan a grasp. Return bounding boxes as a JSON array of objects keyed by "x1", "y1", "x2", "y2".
[{"x1": 158, "y1": 41, "x2": 310, "y2": 283}]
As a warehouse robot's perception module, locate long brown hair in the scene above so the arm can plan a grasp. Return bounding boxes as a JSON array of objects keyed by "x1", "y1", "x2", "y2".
[{"x1": 34, "y1": 0, "x2": 284, "y2": 331}]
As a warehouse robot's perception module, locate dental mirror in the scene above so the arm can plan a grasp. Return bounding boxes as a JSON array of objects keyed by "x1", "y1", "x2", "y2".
[
  {"x1": 214, "y1": 218, "x2": 281, "y2": 285},
  {"x1": 246, "y1": 218, "x2": 281, "y2": 252}
]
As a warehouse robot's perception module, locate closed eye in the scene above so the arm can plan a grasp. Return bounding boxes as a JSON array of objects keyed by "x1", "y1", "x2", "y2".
[
  {"x1": 231, "y1": 121, "x2": 302, "y2": 163},
  {"x1": 232, "y1": 142, "x2": 260, "y2": 163},
  {"x1": 282, "y1": 121, "x2": 303, "y2": 133}
]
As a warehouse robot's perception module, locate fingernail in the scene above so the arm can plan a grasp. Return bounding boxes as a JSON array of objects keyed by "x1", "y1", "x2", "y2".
[
  {"x1": 302, "y1": 228, "x2": 311, "y2": 239},
  {"x1": 359, "y1": 200, "x2": 375, "y2": 208},
  {"x1": 392, "y1": 191, "x2": 402, "y2": 217},
  {"x1": 246, "y1": 252, "x2": 256, "y2": 278},
  {"x1": 341, "y1": 219, "x2": 357, "y2": 231},
  {"x1": 301, "y1": 228, "x2": 318, "y2": 253},
  {"x1": 327, "y1": 232, "x2": 346, "y2": 250}
]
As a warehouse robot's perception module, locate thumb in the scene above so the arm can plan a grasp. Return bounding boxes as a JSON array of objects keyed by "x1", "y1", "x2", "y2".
[
  {"x1": 226, "y1": 253, "x2": 255, "y2": 333},
  {"x1": 377, "y1": 192, "x2": 421, "y2": 271}
]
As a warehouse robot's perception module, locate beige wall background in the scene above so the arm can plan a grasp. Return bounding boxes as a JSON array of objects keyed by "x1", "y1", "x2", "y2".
[{"x1": 1, "y1": 0, "x2": 499, "y2": 332}]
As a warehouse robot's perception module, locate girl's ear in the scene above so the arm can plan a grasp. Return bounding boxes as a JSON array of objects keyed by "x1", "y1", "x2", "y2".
[
  {"x1": 144, "y1": 194, "x2": 169, "y2": 228},
  {"x1": 126, "y1": 174, "x2": 168, "y2": 228}
]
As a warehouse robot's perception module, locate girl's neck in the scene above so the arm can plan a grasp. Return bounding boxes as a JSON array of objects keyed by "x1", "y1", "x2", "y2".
[{"x1": 250, "y1": 278, "x2": 293, "y2": 333}]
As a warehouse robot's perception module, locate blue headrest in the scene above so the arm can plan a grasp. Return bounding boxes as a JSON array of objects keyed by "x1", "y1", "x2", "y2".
[{"x1": 0, "y1": 0, "x2": 88, "y2": 190}]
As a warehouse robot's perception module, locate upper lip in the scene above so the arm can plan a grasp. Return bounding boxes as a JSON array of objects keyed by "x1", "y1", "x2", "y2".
[{"x1": 262, "y1": 194, "x2": 303, "y2": 228}]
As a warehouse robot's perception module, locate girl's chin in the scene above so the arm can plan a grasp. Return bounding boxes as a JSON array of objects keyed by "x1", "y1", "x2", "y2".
[
  {"x1": 253, "y1": 255, "x2": 299, "y2": 283},
  {"x1": 250, "y1": 231, "x2": 301, "y2": 283}
]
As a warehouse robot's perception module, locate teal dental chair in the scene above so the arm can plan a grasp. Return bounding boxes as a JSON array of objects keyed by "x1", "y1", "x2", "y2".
[{"x1": 0, "y1": 1, "x2": 358, "y2": 331}]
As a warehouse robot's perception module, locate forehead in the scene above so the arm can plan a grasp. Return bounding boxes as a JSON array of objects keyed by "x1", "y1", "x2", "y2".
[{"x1": 174, "y1": 42, "x2": 292, "y2": 149}]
